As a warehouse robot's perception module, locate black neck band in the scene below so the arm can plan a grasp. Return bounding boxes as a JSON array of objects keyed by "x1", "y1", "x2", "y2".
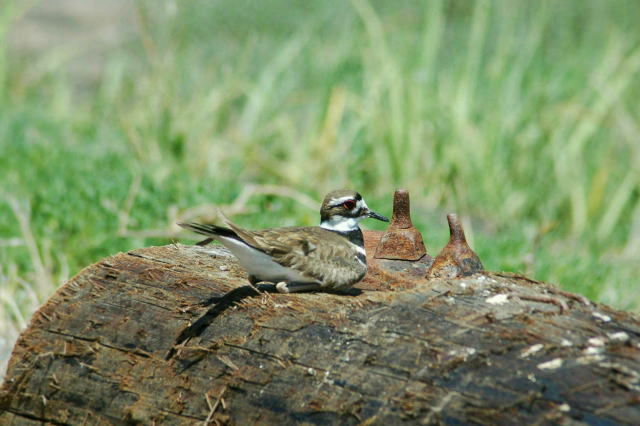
[{"x1": 327, "y1": 227, "x2": 364, "y2": 247}]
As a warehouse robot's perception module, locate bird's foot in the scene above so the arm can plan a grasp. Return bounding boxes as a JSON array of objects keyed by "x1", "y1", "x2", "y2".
[
  {"x1": 276, "y1": 282, "x2": 291, "y2": 293},
  {"x1": 276, "y1": 281, "x2": 322, "y2": 293}
]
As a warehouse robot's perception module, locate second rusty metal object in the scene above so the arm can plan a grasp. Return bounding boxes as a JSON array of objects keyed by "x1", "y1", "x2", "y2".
[
  {"x1": 374, "y1": 189, "x2": 427, "y2": 261},
  {"x1": 427, "y1": 213, "x2": 484, "y2": 279}
]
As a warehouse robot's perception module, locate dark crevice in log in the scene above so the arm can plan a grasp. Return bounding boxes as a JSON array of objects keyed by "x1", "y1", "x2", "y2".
[
  {"x1": 45, "y1": 329, "x2": 152, "y2": 359},
  {"x1": 126, "y1": 251, "x2": 174, "y2": 265},
  {"x1": 4, "y1": 409, "x2": 71, "y2": 426},
  {"x1": 156, "y1": 408, "x2": 207, "y2": 422}
]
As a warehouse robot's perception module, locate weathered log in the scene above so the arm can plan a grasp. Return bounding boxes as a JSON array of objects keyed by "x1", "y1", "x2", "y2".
[{"x1": 1, "y1": 241, "x2": 639, "y2": 425}]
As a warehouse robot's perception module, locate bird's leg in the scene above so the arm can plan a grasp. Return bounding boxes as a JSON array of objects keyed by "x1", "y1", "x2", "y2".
[
  {"x1": 246, "y1": 275, "x2": 266, "y2": 296},
  {"x1": 276, "y1": 281, "x2": 323, "y2": 293}
]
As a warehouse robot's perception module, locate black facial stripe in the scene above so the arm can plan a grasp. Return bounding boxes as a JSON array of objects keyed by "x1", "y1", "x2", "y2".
[{"x1": 356, "y1": 251, "x2": 367, "y2": 265}]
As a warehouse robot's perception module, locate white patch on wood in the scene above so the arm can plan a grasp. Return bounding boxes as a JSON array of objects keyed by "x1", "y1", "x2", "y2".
[
  {"x1": 576, "y1": 354, "x2": 605, "y2": 364},
  {"x1": 583, "y1": 346, "x2": 604, "y2": 355},
  {"x1": 592, "y1": 311, "x2": 611, "y2": 322},
  {"x1": 520, "y1": 344, "x2": 544, "y2": 358},
  {"x1": 587, "y1": 337, "x2": 606, "y2": 347},
  {"x1": 537, "y1": 358, "x2": 563, "y2": 370},
  {"x1": 607, "y1": 331, "x2": 629, "y2": 342},
  {"x1": 447, "y1": 347, "x2": 477, "y2": 361},
  {"x1": 197, "y1": 245, "x2": 235, "y2": 258},
  {"x1": 485, "y1": 294, "x2": 509, "y2": 305}
]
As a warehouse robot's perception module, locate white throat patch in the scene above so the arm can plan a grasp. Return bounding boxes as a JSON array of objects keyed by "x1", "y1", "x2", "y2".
[{"x1": 320, "y1": 216, "x2": 362, "y2": 232}]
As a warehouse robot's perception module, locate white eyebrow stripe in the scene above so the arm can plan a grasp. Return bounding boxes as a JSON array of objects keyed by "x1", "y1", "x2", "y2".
[{"x1": 329, "y1": 195, "x2": 356, "y2": 207}]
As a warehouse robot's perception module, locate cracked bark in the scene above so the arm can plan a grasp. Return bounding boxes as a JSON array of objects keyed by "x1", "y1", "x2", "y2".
[{"x1": 1, "y1": 243, "x2": 639, "y2": 425}]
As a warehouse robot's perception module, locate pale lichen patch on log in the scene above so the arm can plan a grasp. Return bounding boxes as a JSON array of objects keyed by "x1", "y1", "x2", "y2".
[
  {"x1": 537, "y1": 358, "x2": 564, "y2": 370},
  {"x1": 520, "y1": 344, "x2": 544, "y2": 358},
  {"x1": 592, "y1": 311, "x2": 612, "y2": 322},
  {"x1": 485, "y1": 294, "x2": 509, "y2": 305}
]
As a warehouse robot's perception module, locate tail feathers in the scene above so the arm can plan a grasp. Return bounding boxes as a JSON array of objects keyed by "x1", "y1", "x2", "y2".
[
  {"x1": 178, "y1": 222, "x2": 239, "y2": 241},
  {"x1": 196, "y1": 237, "x2": 214, "y2": 246},
  {"x1": 216, "y1": 211, "x2": 237, "y2": 230}
]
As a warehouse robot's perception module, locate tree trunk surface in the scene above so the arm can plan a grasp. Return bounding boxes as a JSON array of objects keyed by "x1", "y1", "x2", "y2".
[{"x1": 1, "y1": 243, "x2": 639, "y2": 425}]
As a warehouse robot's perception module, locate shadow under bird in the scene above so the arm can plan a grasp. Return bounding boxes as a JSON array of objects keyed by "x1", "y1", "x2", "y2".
[{"x1": 179, "y1": 189, "x2": 389, "y2": 293}]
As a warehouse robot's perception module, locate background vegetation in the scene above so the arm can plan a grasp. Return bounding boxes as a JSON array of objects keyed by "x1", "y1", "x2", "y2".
[{"x1": 1, "y1": 0, "x2": 639, "y2": 372}]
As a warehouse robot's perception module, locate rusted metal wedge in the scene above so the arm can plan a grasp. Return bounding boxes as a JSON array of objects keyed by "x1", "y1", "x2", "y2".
[
  {"x1": 362, "y1": 190, "x2": 432, "y2": 282},
  {"x1": 374, "y1": 189, "x2": 427, "y2": 261},
  {"x1": 427, "y1": 213, "x2": 484, "y2": 279}
]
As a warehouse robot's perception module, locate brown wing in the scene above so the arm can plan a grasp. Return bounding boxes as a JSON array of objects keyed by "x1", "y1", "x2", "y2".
[{"x1": 222, "y1": 217, "x2": 367, "y2": 288}]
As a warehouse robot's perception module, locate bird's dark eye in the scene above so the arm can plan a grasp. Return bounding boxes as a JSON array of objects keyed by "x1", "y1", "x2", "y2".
[{"x1": 343, "y1": 200, "x2": 357, "y2": 210}]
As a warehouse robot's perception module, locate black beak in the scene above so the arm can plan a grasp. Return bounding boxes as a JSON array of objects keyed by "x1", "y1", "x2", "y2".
[{"x1": 366, "y1": 209, "x2": 389, "y2": 222}]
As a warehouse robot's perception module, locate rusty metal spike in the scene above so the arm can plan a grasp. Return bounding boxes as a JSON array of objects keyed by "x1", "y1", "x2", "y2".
[
  {"x1": 374, "y1": 189, "x2": 427, "y2": 261},
  {"x1": 390, "y1": 189, "x2": 413, "y2": 229},
  {"x1": 426, "y1": 213, "x2": 484, "y2": 279},
  {"x1": 447, "y1": 213, "x2": 466, "y2": 242}
]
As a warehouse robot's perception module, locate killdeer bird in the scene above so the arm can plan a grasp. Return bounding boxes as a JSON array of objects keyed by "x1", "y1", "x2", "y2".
[{"x1": 179, "y1": 190, "x2": 388, "y2": 293}]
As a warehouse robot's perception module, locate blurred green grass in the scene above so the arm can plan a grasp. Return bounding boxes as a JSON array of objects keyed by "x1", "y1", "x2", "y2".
[{"x1": 2, "y1": 0, "x2": 640, "y2": 368}]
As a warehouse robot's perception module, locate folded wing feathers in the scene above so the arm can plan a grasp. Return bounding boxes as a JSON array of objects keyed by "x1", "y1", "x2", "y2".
[{"x1": 180, "y1": 217, "x2": 366, "y2": 287}]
